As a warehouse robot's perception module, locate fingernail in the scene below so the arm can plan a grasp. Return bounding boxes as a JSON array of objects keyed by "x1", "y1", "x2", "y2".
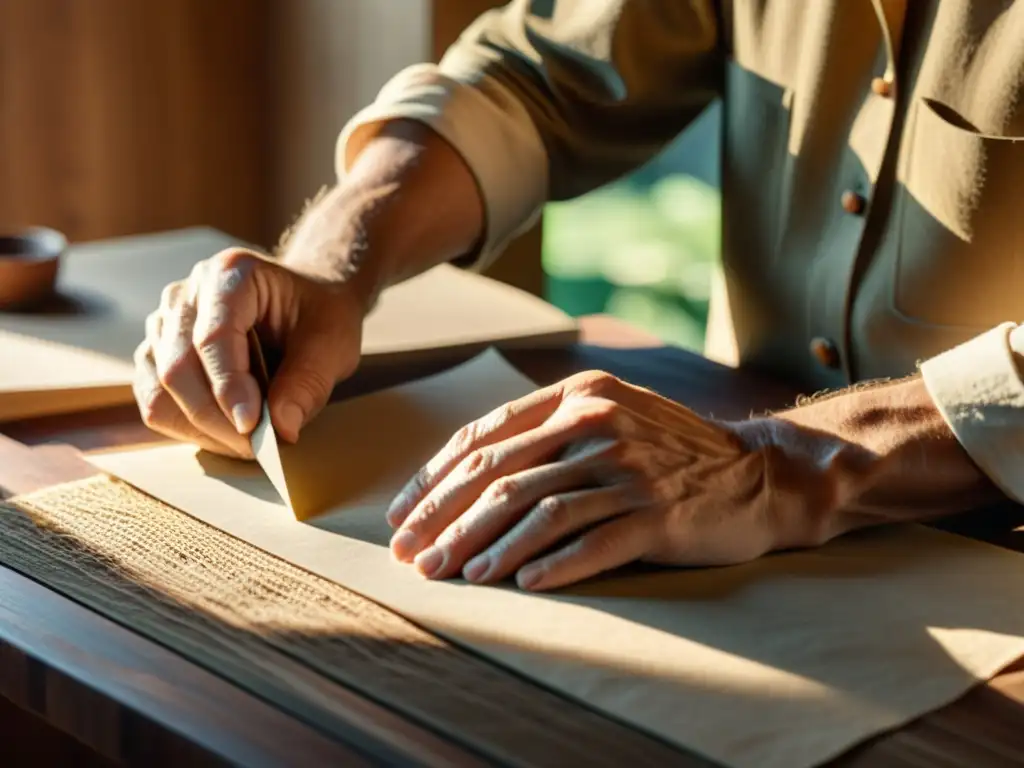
[
  {"x1": 385, "y1": 495, "x2": 408, "y2": 527},
  {"x1": 414, "y1": 546, "x2": 445, "y2": 578},
  {"x1": 277, "y1": 401, "x2": 304, "y2": 442},
  {"x1": 516, "y1": 566, "x2": 543, "y2": 591},
  {"x1": 232, "y1": 402, "x2": 257, "y2": 434},
  {"x1": 463, "y1": 555, "x2": 490, "y2": 582},
  {"x1": 390, "y1": 530, "x2": 419, "y2": 561}
]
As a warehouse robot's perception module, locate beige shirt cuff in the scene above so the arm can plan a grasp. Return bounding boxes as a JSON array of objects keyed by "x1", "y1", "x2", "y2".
[
  {"x1": 920, "y1": 322, "x2": 1024, "y2": 504},
  {"x1": 335, "y1": 63, "x2": 548, "y2": 271}
]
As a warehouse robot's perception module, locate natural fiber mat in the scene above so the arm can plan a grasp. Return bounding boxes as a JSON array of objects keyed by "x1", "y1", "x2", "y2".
[{"x1": 0, "y1": 475, "x2": 691, "y2": 767}]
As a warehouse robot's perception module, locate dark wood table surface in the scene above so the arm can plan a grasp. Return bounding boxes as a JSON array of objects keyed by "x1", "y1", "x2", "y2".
[{"x1": 1, "y1": 314, "x2": 1023, "y2": 767}]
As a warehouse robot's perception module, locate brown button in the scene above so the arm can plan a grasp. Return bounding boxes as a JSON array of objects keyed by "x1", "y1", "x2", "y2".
[
  {"x1": 841, "y1": 190, "x2": 865, "y2": 215},
  {"x1": 871, "y1": 76, "x2": 892, "y2": 97},
  {"x1": 809, "y1": 336, "x2": 840, "y2": 369}
]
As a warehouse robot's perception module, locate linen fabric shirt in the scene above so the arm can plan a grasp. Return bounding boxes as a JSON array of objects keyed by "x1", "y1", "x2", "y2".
[{"x1": 336, "y1": 1, "x2": 1024, "y2": 503}]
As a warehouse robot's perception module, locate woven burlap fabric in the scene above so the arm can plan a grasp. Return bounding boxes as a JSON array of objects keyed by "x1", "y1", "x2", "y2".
[{"x1": 0, "y1": 476, "x2": 688, "y2": 767}]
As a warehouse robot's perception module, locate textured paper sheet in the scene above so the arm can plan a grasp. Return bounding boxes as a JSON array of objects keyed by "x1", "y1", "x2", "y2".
[
  {"x1": 0, "y1": 228, "x2": 574, "y2": 421},
  {"x1": 90, "y1": 351, "x2": 1024, "y2": 768}
]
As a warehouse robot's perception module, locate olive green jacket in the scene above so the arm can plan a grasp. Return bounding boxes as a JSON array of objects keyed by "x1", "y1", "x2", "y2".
[{"x1": 338, "y1": 1, "x2": 1024, "y2": 503}]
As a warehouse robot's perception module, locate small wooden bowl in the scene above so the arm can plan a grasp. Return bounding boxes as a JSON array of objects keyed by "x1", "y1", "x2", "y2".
[{"x1": 0, "y1": 227, "x2": 65, "y2": 311}]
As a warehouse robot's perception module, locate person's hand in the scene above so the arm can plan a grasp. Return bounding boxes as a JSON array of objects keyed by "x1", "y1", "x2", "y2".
[
  {"x1": 133, "y1": 248, "x2": 366, "y2": 457},
  {"x1": 384, "y1": 371, "x2": 837, "y2": 591}
]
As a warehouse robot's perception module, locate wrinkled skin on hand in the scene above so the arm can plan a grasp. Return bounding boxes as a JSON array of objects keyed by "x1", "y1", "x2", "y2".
[
  {"x1": 133, "y1": 248, "x2": 364, "y2": 457},
  {"x1": 385, "y1": 370, "x2": 814, "y2": 592}
]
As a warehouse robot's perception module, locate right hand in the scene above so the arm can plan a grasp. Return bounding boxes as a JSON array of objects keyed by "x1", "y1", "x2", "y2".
[{"x1": 133, "y1": 247, "x2": 365, "y2": 457}]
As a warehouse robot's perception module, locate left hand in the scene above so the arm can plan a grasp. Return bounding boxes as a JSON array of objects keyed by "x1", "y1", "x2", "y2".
[{"x1": 385, "y1": 370, "x2": 820, "y2": 591}]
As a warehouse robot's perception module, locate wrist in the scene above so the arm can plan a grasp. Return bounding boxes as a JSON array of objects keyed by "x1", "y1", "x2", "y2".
[
  {"x1": 728, "y1": 417, "x2": 862, "y2": 551},
  {"x1": 737, "y1": 377, "x2": 1000, "y2": 548},
  {"x1": 277, "y1": 182, "x2": 397, "y2": 316},
  {"x1": 278, "y1": 119, "x2": 485, "y2": 314}
]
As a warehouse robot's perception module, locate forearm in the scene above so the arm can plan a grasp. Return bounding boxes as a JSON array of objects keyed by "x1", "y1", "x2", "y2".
[
  {"x1": 734, "y1": 377, "x2": 1002, "y2": 546},
  {"x1": 277, "y1": 119, "x2": 484, "y2": 312}
]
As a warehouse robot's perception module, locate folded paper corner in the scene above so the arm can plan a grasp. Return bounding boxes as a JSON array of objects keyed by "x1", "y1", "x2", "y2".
[{"x1": 251, "y1": 401, "x2": 297, "y2": 516}]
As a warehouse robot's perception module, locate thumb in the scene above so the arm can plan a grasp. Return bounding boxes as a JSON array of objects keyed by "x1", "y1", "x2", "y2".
[{"x1": 267, "y1": 316, "x2": 359, "y2": 443}]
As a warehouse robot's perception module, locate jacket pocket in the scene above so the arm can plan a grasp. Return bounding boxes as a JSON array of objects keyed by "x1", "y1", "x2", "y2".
[{"x1": 893, "y1": 97, "x2": 1024, "y2": 328}]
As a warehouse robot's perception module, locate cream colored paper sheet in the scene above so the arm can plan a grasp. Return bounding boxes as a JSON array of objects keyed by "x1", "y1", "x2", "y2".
[
  {"x1": 0, "y1": 330, "x2": 135, "y2": 421},
  {"x1": 90, "y1": 351, "x2": 1024, "y2": 768},
  {"x1": 0, "y1": 228, "x2": 575, "y2": 422}
]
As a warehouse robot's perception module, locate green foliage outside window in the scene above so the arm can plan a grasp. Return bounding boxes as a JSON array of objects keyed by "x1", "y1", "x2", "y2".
[{"x1": 541, "y1": 104, "x2": 722, "y2": 352}]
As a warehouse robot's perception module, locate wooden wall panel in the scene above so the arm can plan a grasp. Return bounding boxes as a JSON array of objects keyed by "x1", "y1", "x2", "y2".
[
  {"x1": 266, "y1": 0, "x2": 431, "y2": 245},
  {"x1": 0, "y1": 0, "x2": 545, "y2": 294},
  {"x1": 0, "y1": 0, "x2": 272, "y2": 245}
]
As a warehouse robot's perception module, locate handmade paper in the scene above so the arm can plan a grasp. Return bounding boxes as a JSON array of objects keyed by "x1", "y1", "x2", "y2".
[
  {"x1": 91, "y1": 350, "x2": 1024, "y2": 768},
  {"x1": 0, "y1": 229, "x2": 574, "y2": 421}
]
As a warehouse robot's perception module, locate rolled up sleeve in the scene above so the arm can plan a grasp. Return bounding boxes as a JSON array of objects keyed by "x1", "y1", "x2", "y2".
[
  {"x1": 336, "y1": 0, "x2": 723, "y2": 271},
  {"x1": 920, "y1": 322, "x2": 1024, "y2": 504},
  {"x1": 337, "y1": 64, "x2": 549, "y2": 271}
]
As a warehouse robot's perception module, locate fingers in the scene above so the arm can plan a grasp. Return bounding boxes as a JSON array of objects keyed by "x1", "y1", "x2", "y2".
[
  {"x1": 386, "y1": 387, "x2": 628, "y2": 528},
  {"x1": 133, "y1": 341, "x2": 247, "y2": 457},
  {"x1": 462, "y1": 487, "x2": 637, "y2": 584},
  {"x1": 136, "y1": 246, "x2": 362, "y2": 453},
  {"x1": 385, "y1": 386, "x2": 566, "y2": 525},
  {"x1": 150, "y1": 281, "x2": 251, "y2": 457},
  {"x1": 267, "y1": 310, "x2": 357, "y2": 444},
  {"x1": 566, "y1": 370, "x2": 736, "y2": 456},
  {"x1": 385, "y1": 369, "x2": 747, "y2": 591},
  {"x1": 515, "y1": 508, "x2": 660, "y2": 591},
  {"x1": 388, "y1": 403, "x2": 625, "y2": 562},
  {"x1": 389, "y1": 425, "x2": 568, "y2": 562},
  {"x1": 191, "y1": 250, "x2": 264, "y2": 435},
  {"x1": 409, "y1": 458, "x2": 605, "y2": 580}
]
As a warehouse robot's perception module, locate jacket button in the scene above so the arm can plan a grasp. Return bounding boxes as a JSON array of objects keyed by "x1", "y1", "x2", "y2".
[
  {"x1": 871, "y1": 76, "x2": 892, "y2": 97},
  {"x1": 841, "y1": 190, "x2": 865, "y2": 215},
  {"x1": 809, "y1": 336, "x2": 840, "y2": 369}
]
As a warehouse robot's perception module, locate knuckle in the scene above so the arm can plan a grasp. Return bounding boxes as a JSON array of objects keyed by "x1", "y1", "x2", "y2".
[
  {"x1": 158, "y1": 281, "x2": 183, "y2": 311},
  {"x1": 438, "y1": 520, "x2": 468, "y2": 549},
  {"x1": 211, "y1": 247, "x2": 256, "y2": 272},
  {"x1": 481, "y1": 402, "x2": 515, "y2": 431},
  {"x1": 135, "y1": 385, "x2": 168, "y2": 428},
  {"x1": 132, "y1": 340, "x2": 153, "y2": 368},
  {"x1": 461, "y1": 448, "x2": 493, "y2": 476},
  {"x1": 484, "y1": 476, "x2": 518, "y2": 506},
  {"x1": 144, "y1": 311, "x2": 162, "y2": 341},
  {"x1": 569, "y1": 397, "x2": 622, "y2": 432},
  {"x1": 568, "y1": 370, "x2": 621, "y2": 398},
  {"x1": 155, "y1": 353, "x2": 191, "y2": 390},
  {"x1": 532, "y1": 495, "x2": 569, "y2": 530},
  {"x1": 191, "y1": 316, "x2": 231, "y2": 353},
  {"x1": 138, "y1": 402, "x2": 159, "y2": 428},
  {"x1": 188, "y1": 258, "x2": 208, "y2": 284},
  {"x1": 447, "y1": 423, "x2": 479, "y2": 457},
  {"x1": 409, "y1": 498, "x2": 440, "y2": 530}
]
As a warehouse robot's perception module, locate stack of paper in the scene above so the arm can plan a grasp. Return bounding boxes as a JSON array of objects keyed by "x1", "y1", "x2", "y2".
[{"x1": 0, "y1": 227, "x2": 576, "y2": 422}]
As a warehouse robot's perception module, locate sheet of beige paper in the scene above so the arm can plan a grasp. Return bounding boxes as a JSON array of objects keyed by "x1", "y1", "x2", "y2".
[
  {"x1": 90, "y1": 350, "x2": 1024, "y2": 768},
  {"x1": 0, "y1": 228, "x2": 574, "y2": 421},
  {"x1": 0, "y1": 330, "x2": 135, "y2": 421}
]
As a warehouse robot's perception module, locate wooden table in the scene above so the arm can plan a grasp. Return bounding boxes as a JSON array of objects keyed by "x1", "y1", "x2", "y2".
[{"x1": 1, "y1": 315, "x2": 1023, "y2": 767}]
